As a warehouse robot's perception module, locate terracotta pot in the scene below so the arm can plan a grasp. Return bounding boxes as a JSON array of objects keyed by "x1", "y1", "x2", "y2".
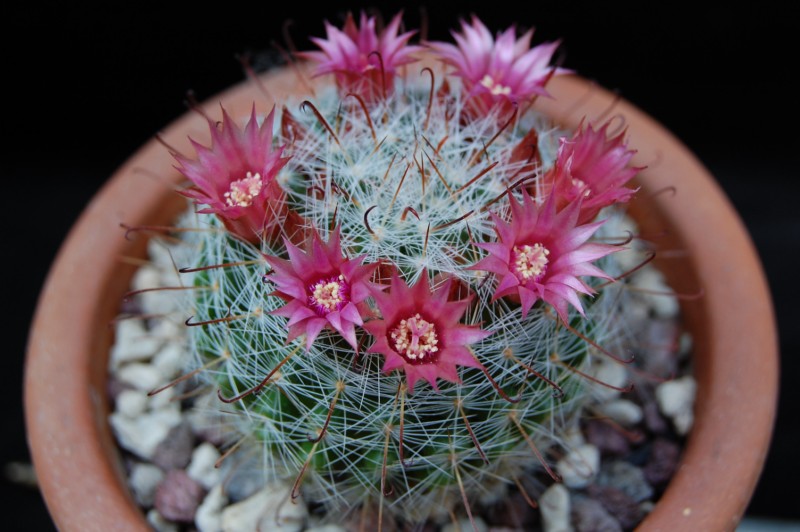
[{"x1": 25, "y1": 64, "x2": 777, "y2": 530}]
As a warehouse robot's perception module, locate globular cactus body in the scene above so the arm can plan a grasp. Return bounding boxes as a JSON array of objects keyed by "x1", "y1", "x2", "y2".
[{"x1": 174, "y1": 12, "x2": 642, "y2": 525}]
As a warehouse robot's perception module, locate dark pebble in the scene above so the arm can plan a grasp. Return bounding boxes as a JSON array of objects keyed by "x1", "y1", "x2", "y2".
[
  {"x1": 485, "y1": 490, "x2": 538, "y2": 529},
  {"x1": 152, "y1": 422, "x2": 195, "y2": 470},
  {"x1": 643, "y1": 438, "x2": 681, "y2": 486},
  {"x1": 154, "y1": 470, "x2": 205, "y2": 523},
  {"x1": 194, "y1": 424, "x2": 228, "y2": 448},
  {"x1": 118, "y1": 298, "x2": 142, "y2": 316},
  {"x1": 641, "y1": 319, "x2": 680, "y2": 377},
  {"x1": 107, "y1": 375, "x2": 134, "y2": 403},
  {"x1": 597, "y1": 461, "x2": 654, "y2": 503},
  {"x1": 642, "y1": 400, "x2": 669, "y2": 435},
  {"x1": 585, "y1": 420, "x2": 631, "y2": 456},
  {"x1": 222, "y1": 456, "x2": 268, "y2": 502},
  {"x1": 588, "y1": 485, "x2": 643, "y2": 530},
  {"x1": 625, "y1": 442, "x2": 652, "y2": 468},
  {"x1": 572, "y1": 495, "x2": 622, "y2": 532}
]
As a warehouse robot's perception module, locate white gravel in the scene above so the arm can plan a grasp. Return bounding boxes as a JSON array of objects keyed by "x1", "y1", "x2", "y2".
[
  {"x1": 656, "y1": 376, "x2": 697, "y2": 436},
  {"x1": 540, "y1": 483, "x2": 572, "y2": 532},
  {"x1": 220, "y1": 482, "x2": 307, "y2": 532},
  {"x1": 110, "y1": 409, "x2": 182, "y2": 460},
  {"x1": 110, "y1": 319, "x2": 163, "y2": 368},
  {"x1": 187, "y1": 443, "x2": 222, "y2": 490},
  {"x1": 129, "y1": 463, "x2": 165, "y2": 507},
  {"x1": 195, "y1": 485, "x2": 227, "y2": 532},
  {"x1": 598, "y1": 399, "x2": 644, "y2": 426},
  {"x1": 556, "y1": 444, "x2": 601, "y2": 489}
]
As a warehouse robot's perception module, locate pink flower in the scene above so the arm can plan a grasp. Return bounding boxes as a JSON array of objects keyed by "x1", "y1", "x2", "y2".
[
  {"x1": 264, "y1": 228, "x2": 378, "y2": 351},
  {"x1": 364, "y1": 272, "x2": 491, "y2": 393},
  {"x1": 429, "y1": 16, "x2": 568, "y2": 112},
  {"x1": 176, "y1": 106, "x2": 288, "y2": 243},
  {"x1": 545, "y1": 122, "x2": 641, "y2": 224},
  {"x1": 301, "y1": 11, "x2": 421, "y2": 99},
  {"x1": 471, "y1": 190, "x2": 618, "y2": 322}
]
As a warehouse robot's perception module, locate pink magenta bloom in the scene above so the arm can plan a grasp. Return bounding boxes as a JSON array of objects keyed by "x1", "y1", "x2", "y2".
[
  {"x1": 176, "y1": 106, "x2": 288, "y2": 243},
  {"x1": 545, "y1": 122, "x2": 641, "y2": 224},
  {"x1": 264, "y1": 228, "x2": 378, "y2": 351},
  {"x1": 301, "y1": 11, "x2": 421, "y2": 98},
  {"x1": 364, "y1": 272, "x2": 491, "y2": 393},
  {"x1": 429, "y1": 16, "x2": 568, "y2": 111},
  {"x1": 472, "y1": 191, "x2": 618, "y2": 322}
]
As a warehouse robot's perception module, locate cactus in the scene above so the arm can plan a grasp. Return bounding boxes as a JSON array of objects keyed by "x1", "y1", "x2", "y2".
[{"x1": 166, "y1": 12, "x2": 650, "y2": 526}]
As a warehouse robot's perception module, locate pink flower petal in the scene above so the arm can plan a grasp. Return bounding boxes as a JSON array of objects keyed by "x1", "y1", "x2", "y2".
[
  {"x1": 175, "y1": 106, "x2": 288, "y2": 243},
  {"x1": 429, "y1": 16, "x2": 567, "y2": 111},
  {"x1": 303, "y1": 11, "x2": 420, "y2": 98},
  {"x1": 365, "y1": 271, "x2": 490, "y2": 393},
  {"x1": 472, "y1": 189, "x2": 617, "y2": 320},
  {"x1": 266, "y1": 228, "x2": 379, "y2": 352}
]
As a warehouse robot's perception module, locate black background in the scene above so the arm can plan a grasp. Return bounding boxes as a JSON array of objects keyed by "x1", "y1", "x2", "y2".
[{"x1": 5, "y1": 2, "x2": 797, "y2": 529}]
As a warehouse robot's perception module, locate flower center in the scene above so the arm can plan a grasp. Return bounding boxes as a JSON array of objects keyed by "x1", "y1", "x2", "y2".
[
  {"x1": 224, "y1": 172, "x2": 263, "y2": 207},
  {"x1": 571, "y1": 178, "x2": 592, "y2": 198},
  {"x1": 309, "y1": 275, "x2": 349, "y2": 314},
  {"x1": 480, "y1": 74, "x2": 512, "y2": 96},
  {"x1": 512, "y1": 243, "x2": 550, "y2": 283},
  {"x1": 390, "y1": 313, "x2": 439, "y2": 363}
]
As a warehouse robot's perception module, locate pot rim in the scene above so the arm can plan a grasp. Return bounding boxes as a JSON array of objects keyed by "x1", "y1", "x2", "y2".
[{"x1": 25, "y1": 65, "x2": 777, "y2": 531}]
